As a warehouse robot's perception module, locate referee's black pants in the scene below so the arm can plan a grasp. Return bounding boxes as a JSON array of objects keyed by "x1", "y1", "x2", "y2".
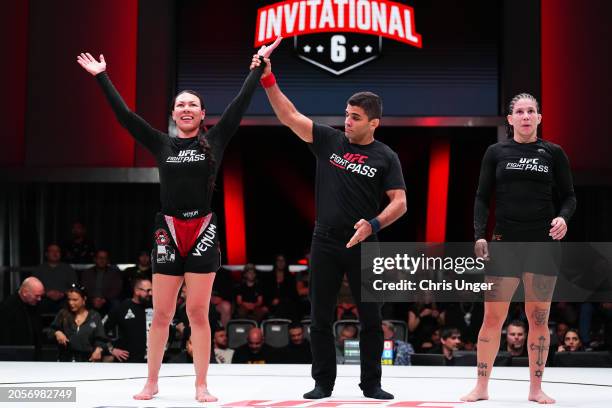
[{"x1": 309, "y1": 223, "x2": 383, "y2": 392}]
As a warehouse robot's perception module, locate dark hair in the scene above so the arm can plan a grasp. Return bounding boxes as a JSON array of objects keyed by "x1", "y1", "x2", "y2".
[
  {"x1": 288, "y1": 322, "x2": 303, "y2": 331},
  {"x1": 67, "y1": 283, "x2": 87, "y2": 299},
  {"x1": 565, "y1": 328, "x2": 581, "y2": 340},
  {"x1": 57, "y1": 284, "x2": 87, "y2": 328},
  {"x1": 507, "y1": 319, "x2": 527, "y2": 331},
  {"x1": 172, "y1": 90, "x2": 216, "y2": 192},
  {"x1": 214, "y1": 326, "x2": 226, "y2": 334},
  {"x1": 440, "y1": 326, "x2": 461, "y2": 340},
  {"x1": 132, "y1": 277, "x2": 152, "y2": 290},
  {"x1": 506, "y1": 92, "x2": 540, "y2": 138},
  {"x1": 273, "y1": 254, "x2": 290, "y2": 275},
  {"x1": 347, "y1": 91, "x2": 383, "y2": 120}
]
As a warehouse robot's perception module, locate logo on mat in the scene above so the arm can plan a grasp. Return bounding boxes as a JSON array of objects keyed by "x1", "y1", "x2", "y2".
[
  {"x1": 329, "y1": 152, "x2": 377, "y2": 177},
  {"x1": 254, "y1": 0, "x2": 422, "y2": 75}
]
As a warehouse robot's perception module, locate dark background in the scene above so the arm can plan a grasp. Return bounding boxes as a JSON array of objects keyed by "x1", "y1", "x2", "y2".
[{"x1": 1, "y1": 0, "x2": 611, "y2": 267}]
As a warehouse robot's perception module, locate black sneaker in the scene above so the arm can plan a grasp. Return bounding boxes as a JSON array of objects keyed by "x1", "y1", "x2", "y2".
[
  {"x1": 303, "y1": 385, "x2": 332, "y2": 399},
  {"x1": 363, "y1": 387, "x2": 394, "y2": 400}
]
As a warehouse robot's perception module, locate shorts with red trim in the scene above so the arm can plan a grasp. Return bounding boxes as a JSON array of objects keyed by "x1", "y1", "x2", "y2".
[{"x1": 151, "y1": 212, "x2": 221, "y2": 275}]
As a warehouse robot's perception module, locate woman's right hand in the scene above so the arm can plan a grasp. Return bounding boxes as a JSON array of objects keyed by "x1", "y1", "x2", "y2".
[
  {"x1": 474, "y1": 239, "x2": 489, "y2": 260},
  {"x1": 55, "y1": 331, "x2": 69, "y2": 346},
  {"x1": 76, "y1": 52, "x2": 106, "y2": 76}
]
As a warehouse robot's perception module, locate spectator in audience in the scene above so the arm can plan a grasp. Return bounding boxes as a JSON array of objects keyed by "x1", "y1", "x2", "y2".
[
  {"x1": 211, "y1": 268, "x2": 234, "y2": 328},
  {"x1": 213, "y1": 327, "x2": 234, "y2": 364},
  {"x1": 33, "y1": 243, "x2": 78, "y2": 313},
  {"x1": 62, "y1": 221, "x2": 95, "y2": 264},
  {"x1": 337, "y1": 274, "x2": 358, "y2": 320},
  {"x1": 0, "y1": 277, "x2": 45, "y2": 359},
  {"x1": 439, "y1": 301, "x2": 483, "y2": 349},
  {"x1": 419, "y1": 328, "x2": 441, "y2": 353},
  {"x1": 235, "y1": 264, "x2": 267, "y2": 321},
  {"x1": 169, "y1": 326, "x2": 194, "y2": 363},
  {"x1": 408, "y1": 300, "x2": 443, "y2": 351},
  {"x1": 263, "y1": 255, "x2": 300, "y2": 321},
  {"x1": 80, "y1": 249, "x2": 123, "y2": 316},
  {"x1": 295, "y1": 253, "x2": 311, "y2": 319},
  {"x1": 280, "y1": 323, "x2": 312, "y2": 364},
  {"x1": 174, "y1": 283, "x2": 220, "y2": 341},
  {"x1": 381, "y1": 320, "x2": 414, "y2": 366},
  {"x1": 232, "y1": 328, "x2": 278, "y2": 364},
  {"x1": 503, "y1": 320, "x2": 528, "y2": 357},
  {"x1": 427, "y1": 326, "x2": 462, "y2": 364},
  {"x1": 555, "y1": 321, "x2": 570, "y2": 346},
  {"x1": 335, "y1": 323, "x2": 358, "y2": 363},
  {"x1": 550, "y1": 302, "x2": 579, "y2": 328},
  {"x1": 121, "y1": 250, "x2": 152, "y2": 298},
  {"x1": 557, "y1": 328, "x2": 584, "y2": 352},
  {"x1": 50, "y1": 284, "x2": 106, "y2": 362},
  {"x1": 104, "y1": 278, "x2": 154, "y2": 363}
]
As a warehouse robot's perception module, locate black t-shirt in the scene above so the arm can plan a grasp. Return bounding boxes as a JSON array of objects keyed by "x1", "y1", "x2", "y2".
[
  {"x1": 95, "y1": 65, "x2": 264, "y2": 218},
  {"x1": 309, "y1": 123, "x2": 406, "y2": 230},
  {"x1": 232, "y1": 343, "x2": 279, "y2": 364},
  {"x1": 280, "y1": 340, "x2": 312, "y2": 364},
  {"x1": 474, "y1": 139, "x2": 576, "y2": 240},
  {"x1": 104, "y1": 299, "x2": 153, "y2": 363},
  {"x1": 237, "y1": 282, "x2": 263, "y2": 304}
]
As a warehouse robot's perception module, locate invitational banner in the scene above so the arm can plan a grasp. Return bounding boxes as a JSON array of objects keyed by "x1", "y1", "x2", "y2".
[{"x1": 254, "y1": 0, "x2": 422, "y2": 47}]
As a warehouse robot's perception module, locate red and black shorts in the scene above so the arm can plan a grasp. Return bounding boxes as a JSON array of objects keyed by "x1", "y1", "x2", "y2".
[{"x1": 151, "y1": 212, "x2": 221, "y2": 275}]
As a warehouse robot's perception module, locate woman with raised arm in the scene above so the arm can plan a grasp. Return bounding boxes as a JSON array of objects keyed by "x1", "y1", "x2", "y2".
[{"x1": 76, "y1": 39, "x2": 280, "y2": 402}]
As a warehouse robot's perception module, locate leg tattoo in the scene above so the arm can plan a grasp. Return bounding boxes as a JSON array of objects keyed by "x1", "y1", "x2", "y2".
[
  {"x1": 531, "y1": 307, "x2": 548, "y2": 326},
  {"x1": 477, "y1": 362, "x2": 488, "y2": 377},
  {"x1": 529, "y1": 336, "x2": 549, "y2": 378}
]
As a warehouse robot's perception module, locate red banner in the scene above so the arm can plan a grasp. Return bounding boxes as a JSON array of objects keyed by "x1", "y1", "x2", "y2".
[{"x1": 255, "y1": 0, "x2": 422, "y2": 48}]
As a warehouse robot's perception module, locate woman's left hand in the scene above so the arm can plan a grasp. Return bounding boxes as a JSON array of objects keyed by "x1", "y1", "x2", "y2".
[
  {"x1": 549, "y1": 217, "x2": 567, "y2": 240},
  {"x1": 89, "y1": 347, "x2": 102, "y2": 362}
]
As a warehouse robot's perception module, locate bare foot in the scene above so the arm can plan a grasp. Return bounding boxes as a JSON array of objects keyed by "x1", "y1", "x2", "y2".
[
  {"x1": 196, "y1": 385, "x2": 218, "y2": 403},
  {"x1": 133, "y1": 382, "x2": 158, "y2": 400},
  {"x1": 460, "y1": 387, "x2": 489, "y2": 402},
  {"x1": 529, "y1": 390, "x2": 555, "y2": 404}
]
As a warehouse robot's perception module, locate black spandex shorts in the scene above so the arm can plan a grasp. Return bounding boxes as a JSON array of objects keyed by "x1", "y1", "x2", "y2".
[
  {"x1": 486, "y1": 228, "x2": 561, "y2": 277},
  {"x1": 151, "y1": 212, "x2": 221, "y2": 276}
]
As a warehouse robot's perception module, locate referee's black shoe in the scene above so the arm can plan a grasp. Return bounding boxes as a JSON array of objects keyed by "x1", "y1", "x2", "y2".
[
  {"x1": 303, "y1": 385, "x2": 332, "y2": 399},
  {"x1": 362, "y1": 387, "x2": 394, "y2": 400}
]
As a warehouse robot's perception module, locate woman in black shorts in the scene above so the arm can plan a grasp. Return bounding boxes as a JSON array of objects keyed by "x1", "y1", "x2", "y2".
[
  {"x1": 77, "y1": 39, "x2": 279, "y2": 402},
  {"x1": 462, "y1": 93, "x2": 576, "y2": 404}
]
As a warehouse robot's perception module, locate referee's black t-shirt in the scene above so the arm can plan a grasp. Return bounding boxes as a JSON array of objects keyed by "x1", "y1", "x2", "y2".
[{"x1": 309, "y1": 123, "x2": 406, "y2": 230}]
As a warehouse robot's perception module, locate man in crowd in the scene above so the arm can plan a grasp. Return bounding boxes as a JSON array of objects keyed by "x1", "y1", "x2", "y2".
[
  {"x1": 0, "y1": 277, "x2": 45, "y2": 360},
  {"x1": 104, "y1": 278, "x2": 153, "y2": 363},
  {"x1": 33, "y1": 243, "x2": 77, "y2": 313}
]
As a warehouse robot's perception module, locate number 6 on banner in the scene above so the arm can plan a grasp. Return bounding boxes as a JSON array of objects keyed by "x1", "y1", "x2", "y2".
[{"x1": 331, "y1": 35, "x2": 346, "y2": 63}]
